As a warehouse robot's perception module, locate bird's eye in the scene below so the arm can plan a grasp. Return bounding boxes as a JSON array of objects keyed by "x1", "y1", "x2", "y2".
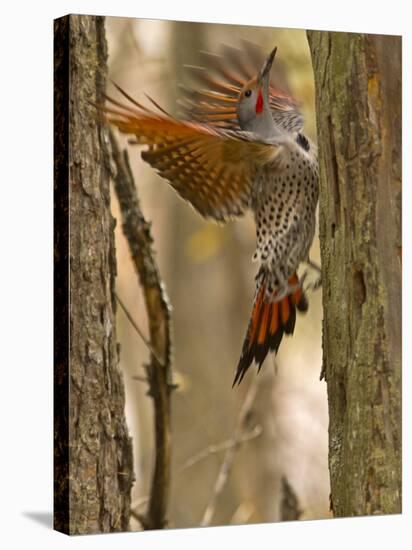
[{"x1": 244, "y1": 89, "x2": 252, "y2": 98}]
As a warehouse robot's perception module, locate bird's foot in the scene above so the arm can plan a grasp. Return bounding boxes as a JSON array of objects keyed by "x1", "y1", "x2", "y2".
[
  {"x1": 306, "y1": 257, "x2": 321, "y2": 275},
  {"x1": 303, "y1": 274, "x2": 322, "y2": 293},
  {"x1": 303, "y1": 258, "x2": 322, "y2": 292},
  {"x1": 272, "y1": 272, "x2": 308, "y2": 303}
]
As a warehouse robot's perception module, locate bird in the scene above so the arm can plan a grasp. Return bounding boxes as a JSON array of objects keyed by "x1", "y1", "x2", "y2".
[{"x1": 97, "y1": 42, "x2": 319, "y2": 386}]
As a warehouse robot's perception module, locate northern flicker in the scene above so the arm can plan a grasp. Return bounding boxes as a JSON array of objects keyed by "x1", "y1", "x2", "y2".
[{"x1": 98, "y1": 43, "x2": 319, "y2": 385}]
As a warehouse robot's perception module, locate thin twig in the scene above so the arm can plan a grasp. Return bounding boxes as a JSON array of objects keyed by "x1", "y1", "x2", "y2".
[
  {"x1": 116, "y1": 292, "x2": 165, "y2": 367},
  {"x1": 230, "y1": 502, "x2": 255, "y2": 525},
  {"x1": 131, "y1": 375, "x2": 149, "y2": 384},
  {"x1": 178, "y1": 425, "x2": 262, "y2": 473},
  {"x1": 130, "y1": 509, "x2": 148, "y2": 530},
  {"x1": 200, "y1": 376, "x2": 260, "y2": 527},
  {"x1": 131, "y1": 495, "x2": 150, "y2": 511},
  {"x1": 109, "y1": 128, "x2": 173, "y2": 530},
  {"x1": 127, "y1": 19, "x2": 142, "y2": 57}
]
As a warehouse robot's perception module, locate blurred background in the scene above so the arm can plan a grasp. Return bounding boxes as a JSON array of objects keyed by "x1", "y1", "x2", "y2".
[{"x1": 105, "y1": 17, "x2": 330, "y2": 529}]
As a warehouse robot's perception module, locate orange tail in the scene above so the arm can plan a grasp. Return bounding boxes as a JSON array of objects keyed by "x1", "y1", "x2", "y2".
[{"x1": 233, "y1": 272, "x2": 308, "y2": 386}]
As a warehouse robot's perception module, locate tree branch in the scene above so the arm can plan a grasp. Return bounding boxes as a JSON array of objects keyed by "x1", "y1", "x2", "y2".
[
  {"x1": 178, "y1": 425, "x2": 262, "y2": 474},
  {"x1": 200, "y1": 377, "x2": 260, "y2": 527},
  {"x1": 109, "y1": 129, "x2": 173, "y2": 530},
  {"x1": 116, "y1": 292, "x2": 166, "y2": 368}
]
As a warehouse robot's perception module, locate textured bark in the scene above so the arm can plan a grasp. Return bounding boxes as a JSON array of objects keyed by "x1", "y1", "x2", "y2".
[
  {"x1": 54, "y1": 15, "x2": 134, "y2": 534},
  {"x1": 307, "y1": 31, "x2": 401, "y2": 516}
]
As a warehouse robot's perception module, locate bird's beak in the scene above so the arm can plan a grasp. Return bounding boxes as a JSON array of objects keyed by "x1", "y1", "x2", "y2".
[{"x1": 258, "y1": 46, "x2": 277, "y2": 87}]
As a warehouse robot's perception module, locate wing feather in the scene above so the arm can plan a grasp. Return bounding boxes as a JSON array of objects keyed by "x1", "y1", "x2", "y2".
[
  {"x1": 97, "y1": 85, "x2": 287, "y2": 221},
  {"x1": 180, "y1": 41, "x2": 304, "y2": 132}
]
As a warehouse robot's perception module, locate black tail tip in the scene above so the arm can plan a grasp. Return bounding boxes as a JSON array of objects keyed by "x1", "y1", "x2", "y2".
[
  {"x1": 296, "y1": 293, "x2": 309, "y2": 312},
  {"x1": 232, "y1": 367, "x2": 246, "y2": 387},
  {"x1": 232, "y1": 355, "x2": 252, "y2": 387},
  {"x1": 232, "y1": 352, "x2": 266, "y2": 387}
]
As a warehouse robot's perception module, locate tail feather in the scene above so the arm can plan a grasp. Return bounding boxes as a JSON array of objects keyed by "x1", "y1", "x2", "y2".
[
  {"x1": 283, "y1": 300, "x2": 296, "y2": 335},
  {"x1": 233, "y1": 272, "x2": 307, "y2": 386},
  {"x1": 289, "y1": 272, "x2": 308, "y2": 312}
]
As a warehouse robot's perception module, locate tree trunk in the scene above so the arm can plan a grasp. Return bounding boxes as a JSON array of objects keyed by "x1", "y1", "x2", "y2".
[
  {"x1": 307, "y1": 31, "x2": 401, "y2": 516},
  {"x1": 54, "y1": 15, "x2": 134, "y2": 534}
]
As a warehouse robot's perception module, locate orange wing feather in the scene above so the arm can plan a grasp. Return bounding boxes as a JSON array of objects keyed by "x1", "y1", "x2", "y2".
[{"x1": 97, "y1": 85, "x2": 287, "y2": 221}]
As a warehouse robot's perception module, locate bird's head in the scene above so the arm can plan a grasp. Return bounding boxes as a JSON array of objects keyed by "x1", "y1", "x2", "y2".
[{"x1": 236, "y1": 46, "x2": 277, "y2": 133}]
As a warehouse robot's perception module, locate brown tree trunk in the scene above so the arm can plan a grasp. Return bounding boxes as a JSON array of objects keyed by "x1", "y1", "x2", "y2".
[
  {"x1": 54, "y1": 15, "x2": 134, "y2": 535},
  {"x1": 307, "y1": 31, "x2": 401, "y2": 516}
]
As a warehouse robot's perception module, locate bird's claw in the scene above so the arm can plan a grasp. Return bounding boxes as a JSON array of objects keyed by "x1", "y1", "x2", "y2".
[
  {"x1": 303, "y1": 273, "x2": 322, "y2": 293},
  {"x1": 272, "y1": 271, "x2": 308, "y2": 303}
]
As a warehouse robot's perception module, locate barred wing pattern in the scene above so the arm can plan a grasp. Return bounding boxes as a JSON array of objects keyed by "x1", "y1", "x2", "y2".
[
  {"x1": 99, "y1": 86, "x2": 287, "y2": 221},
  {"x1": 179, "y1": 40, "x2": 304, "y2": 133}
]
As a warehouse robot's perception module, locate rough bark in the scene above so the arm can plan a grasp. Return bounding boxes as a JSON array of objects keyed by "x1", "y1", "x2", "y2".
[
  {"x1": 54, "y1": 15, "x2": 134, "y2": 534},
  {"x1": 307, "y1": 31, "x2": 401, "y2": 516}
]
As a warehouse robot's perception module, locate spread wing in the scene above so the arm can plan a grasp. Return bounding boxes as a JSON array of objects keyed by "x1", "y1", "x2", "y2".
[
  {"x1": 179, "y1": 40, "x2": 304, "y2": 132},
  {"x1": 98, "y1": 85, "x2": 288, "y2": 222}
]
